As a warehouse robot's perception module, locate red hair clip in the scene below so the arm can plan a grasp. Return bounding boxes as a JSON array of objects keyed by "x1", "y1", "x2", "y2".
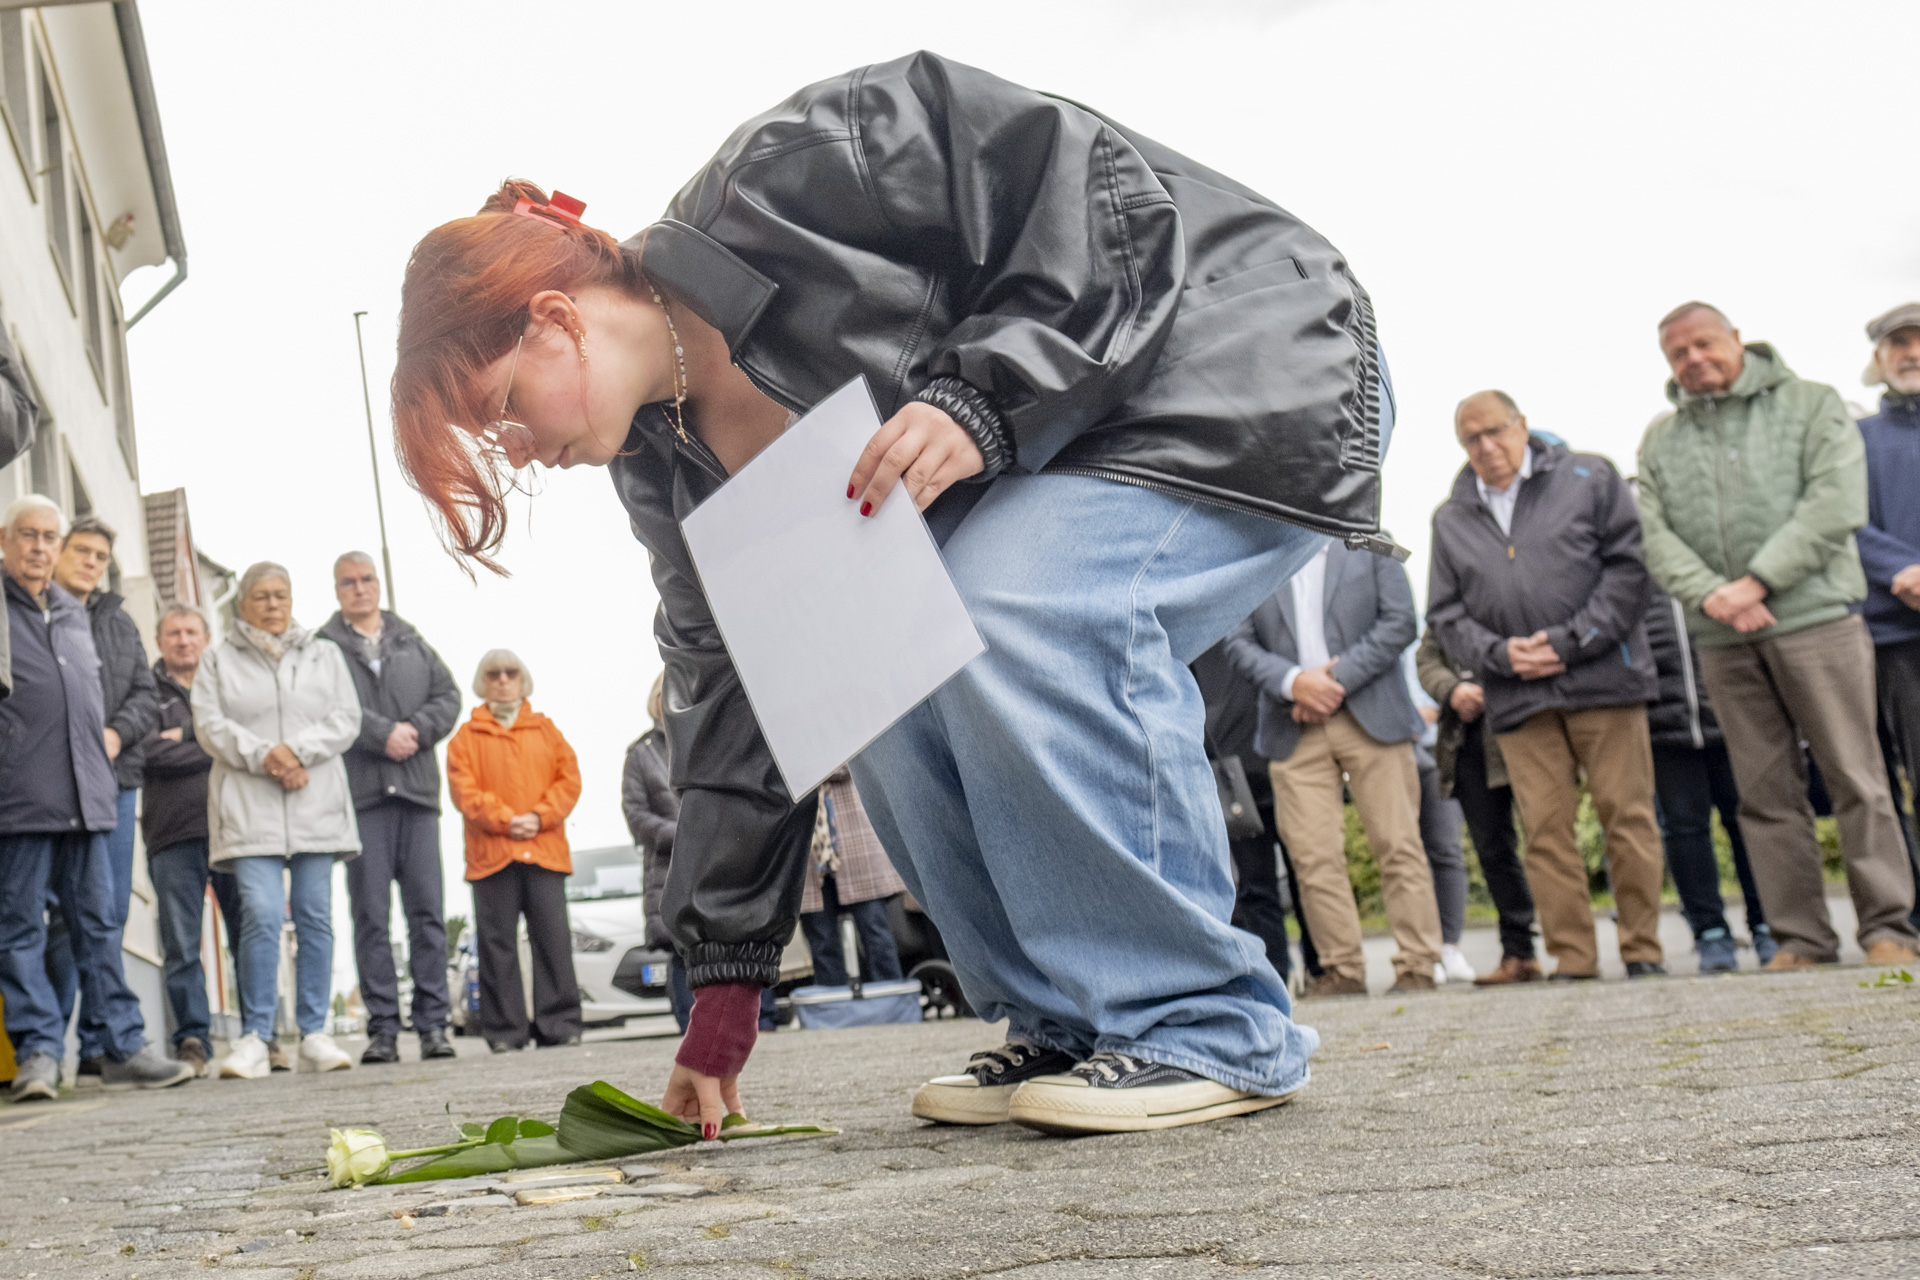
[{"x1": 510, "y1": 191, "x2": 586, "y2": 229}]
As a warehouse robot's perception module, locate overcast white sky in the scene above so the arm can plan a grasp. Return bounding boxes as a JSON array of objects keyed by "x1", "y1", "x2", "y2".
[{"x1": 118, "y1": 0, "x2": 1920, "y2": 978}]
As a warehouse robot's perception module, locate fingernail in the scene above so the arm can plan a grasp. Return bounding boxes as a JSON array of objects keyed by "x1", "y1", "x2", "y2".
[
  {"x1": 860, "y1": 501, "x2": 872, "y2": 516},
  {"x1": 703, "y1": 1123, "x2": 717, "y2": 1141},
  {"x1": 847, "y1": 484, "x2": 856, "y2": 499}
]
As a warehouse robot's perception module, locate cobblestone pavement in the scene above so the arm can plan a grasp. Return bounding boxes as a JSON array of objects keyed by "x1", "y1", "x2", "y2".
[{"x1": 2, "y1": 964, "x2": 1916, "y2": 1280}]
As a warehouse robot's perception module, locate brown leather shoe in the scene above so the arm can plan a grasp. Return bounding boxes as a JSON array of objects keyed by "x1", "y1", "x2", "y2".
[
  {"x1": 1387, "y1": 971, "x2": 1436, "y2": 994},
  {"x1": 1763, "y1": 949, "x2": 1819, "y2": 972},
  {"x1": 1864, "y1": 940, "x2": 1918, "y2": 967},
  {"x1": 1301, "y1": 973, "x2": 1368, "y2": 999},
  {"x1": 1472, "y1": 955, "x2": 1543, "y2": 986}
]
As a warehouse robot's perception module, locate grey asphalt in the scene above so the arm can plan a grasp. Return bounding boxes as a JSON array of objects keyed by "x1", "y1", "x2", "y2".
[{"x1": 1, "y1": 942, "x2": 1915, "y2": 1279}]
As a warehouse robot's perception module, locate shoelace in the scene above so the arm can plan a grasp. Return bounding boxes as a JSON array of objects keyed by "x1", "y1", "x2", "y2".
[
  {"x1": 966, "y1": 1042, "x2": 1041, "y2": 1080},
  {"x1": 1069, "y1": 1052, "x2": 1143, "y2": 1084}
]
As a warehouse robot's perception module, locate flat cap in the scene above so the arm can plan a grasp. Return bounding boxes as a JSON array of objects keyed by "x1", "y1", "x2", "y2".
[{"x1": 1866, "y1": 302, "x2": 1920, "y2": 342}]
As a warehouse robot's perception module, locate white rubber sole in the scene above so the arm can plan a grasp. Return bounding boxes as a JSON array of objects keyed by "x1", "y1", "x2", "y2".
[
  {"x1": 1007, "y1": 1077, "x2": 1302, "y2": 1135},
  {"x1": 911, "y1": 1076, "x2": 1020, "y2": 1125}
]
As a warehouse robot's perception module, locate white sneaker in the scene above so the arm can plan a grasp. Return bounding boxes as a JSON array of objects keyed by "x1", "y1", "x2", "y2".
[
  {"x1": 218, "y1": 1033, "x2": 271, "y2": 1080},
  {"x1": 1433, "y1": 961, "x2": 1448, "y2": 985},
  {"x1": 1441, "y1": 944, "x2": 1477, "y2": 984},
  {"x1": 299, "y1": 1032, "x2": 354, "y2": 1073}
]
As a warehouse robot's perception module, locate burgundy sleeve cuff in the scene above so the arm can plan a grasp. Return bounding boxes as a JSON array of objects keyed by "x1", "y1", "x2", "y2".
[{"x1": 674, "y1": 981, "x2": 761, "y2": 1078}]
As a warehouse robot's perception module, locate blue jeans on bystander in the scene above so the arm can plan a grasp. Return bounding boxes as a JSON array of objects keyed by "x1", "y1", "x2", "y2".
[
  {"x1": 45, "y1": 786, "x2": 138, "y2": 1058},
  {"x1": 0, "y1": 831, "x2": 146, "y2": 1063},
  {"x1": 230, "y1": 853, "x2": 336, "y2": 1039}
]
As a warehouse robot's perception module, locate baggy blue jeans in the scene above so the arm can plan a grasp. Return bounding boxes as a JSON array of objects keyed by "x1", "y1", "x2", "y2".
[
  {"x1": 230, "y1": 853, "x2": 336, "y2": 1039},
  {"x1": 849, "y1": 476, "x2": 1328, "y2": 1094},
  {"x1": 0, "y1": 831, "x2": 146, "y2": 1063},
  {"x1": 45, "y1": 786, "x2": 138, "y2": 1058}
]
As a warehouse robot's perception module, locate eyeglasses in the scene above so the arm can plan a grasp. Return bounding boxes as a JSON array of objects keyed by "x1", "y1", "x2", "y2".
[
  {"x1": 485, "y1": 667, "x2": 522, "y2": 680},
  {"x1": 480, "y1": 335, "x2": 538, "y2": 469}
]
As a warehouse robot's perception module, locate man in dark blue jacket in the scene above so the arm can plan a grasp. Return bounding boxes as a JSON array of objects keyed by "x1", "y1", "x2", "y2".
[
  {"x1": 0, "y1": 496, "x2": 189, "y2": 1099},
  {"x1": 318, "y1": 552, "x2": 461, "y2": 1065},
  {"x1": 1858, "y1": 303, "x2": 1920, "y2": 916}
]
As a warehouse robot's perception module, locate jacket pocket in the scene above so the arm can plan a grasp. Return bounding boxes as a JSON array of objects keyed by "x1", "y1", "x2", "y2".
[{"x1": 1180, "y1": 256, "x2": 1307, "y2": 314}]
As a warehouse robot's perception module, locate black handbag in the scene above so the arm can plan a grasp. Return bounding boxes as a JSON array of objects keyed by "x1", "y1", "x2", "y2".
[{"x1": 1210, "y1": 753, "x2": 1265, "y2": 841}]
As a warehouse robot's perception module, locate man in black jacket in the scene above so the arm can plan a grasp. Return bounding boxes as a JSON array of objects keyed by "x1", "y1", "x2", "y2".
[
  {"x1": 46, "y1": 514, "x2": 159, "y2": 1081},
  {"x1": 1428, "y1": 393, "x2": 1665, "y2": 982},
  {"x1": 319, "y1": 552, "x2": 461, "y2": 1063},
  {"x1": 140, "y1": 604, "x2": 246, "y2": 1075}
]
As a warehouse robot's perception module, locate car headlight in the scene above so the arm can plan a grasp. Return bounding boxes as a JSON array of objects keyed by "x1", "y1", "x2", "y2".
[{"x1": 570, "y1": 927, "x2": 615, "y2": 953}]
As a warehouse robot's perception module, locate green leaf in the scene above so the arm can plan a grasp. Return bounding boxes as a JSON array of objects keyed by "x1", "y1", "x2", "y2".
[
  {"x1": 379, "y1": 1134, "x2": 575, "y2": 1183},
  {"x1": 484, "y1": 1116, "x2": 520, "y2": 1145},
  {"x1": 554, "y1": 1081, "x2": 699, "y2": 1160},
  {"x1": 461, "y1": 1123, "x2": 486, "y2": 1140},
  {"x1": 721, "y1": 1112, "x2": 751, "y2": 1130},
  {"x1": 517, "y1": 1119, "x2": 556, "y2": 1138}
]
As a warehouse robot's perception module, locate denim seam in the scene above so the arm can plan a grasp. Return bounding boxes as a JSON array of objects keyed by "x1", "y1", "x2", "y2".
[
  {"x1": 1096, "y1": 1034, "x2": 1310, "y2": 1096},
  {"x1": 1120, "y1": 498, "x2": 1199, "y2": 876}
]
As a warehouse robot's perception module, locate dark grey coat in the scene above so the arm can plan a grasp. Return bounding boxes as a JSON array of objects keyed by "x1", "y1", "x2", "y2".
[
  {"x1": 317, "y1": 611, "x2": 460, "y2": 813},
  {"x1": 1426, "y1": 438, "x2": 1657, "y2": 735},
  {"x1": 1222, "y1": 541, "x2": 1421, "y2": 761},
  {"x1": 83, "y1": 590, "x2": 159, "y2": 790},
  {"x1": 0, "y1": 574, "x2": 117, "y2": 834},
  {"x1": 0, "y1": 323, "x2": 40, "y2": 703},
  {"x1": 623, "y1": 729, "x2": 678, "y2": 952}
]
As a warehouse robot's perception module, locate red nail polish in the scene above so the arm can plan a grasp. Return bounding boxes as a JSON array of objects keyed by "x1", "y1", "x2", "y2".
[
  {"x1": 860, "y1": 501, "x2": 872, "y2": 517},
  {"x1": 703, "y1": 1123, "x2": 717, "y2": 1141},
  {"x1": 847, "y1": 484, "x2": 856, "y2": 499}
]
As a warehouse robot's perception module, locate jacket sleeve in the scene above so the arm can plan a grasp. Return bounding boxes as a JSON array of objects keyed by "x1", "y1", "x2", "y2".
[
  {"x1": 621, "y1": 740, "x2": 650, "y2": 844},
  {"x1": 0, "y1": 320, "x2": 37, "y2": 473},
  {"x1": 411, "y1": 640, "x2": 463, "y2": 747},
  {"x1": 1543, "y1": 463, "x2": 1652, "y2": 668},
  {"x1": 533, "y1": 727, "x2": 583, "y2": 827},
  {"x1": 190, "y1": 649, "x2": 276, "y2": 773},
  {"x1": 288, "y1": 645, "x2": 364, "y2": 766},
  {"x1": 445, "y1": 725, "x2": 515, "y2": 834},
  {"x1": 1426, "y1": 524, "x2": 1515, "y2": 679},
  {"x1": 623, "y1": 738, "x2": 678, "y2": 854},
  {"x1": 1331, "y1": 553, "x2": 1418, "y2": 692},
  {"x1": 1414, "y1": 629, "x2": 1462, "y2": 706},
  {"x1": 1857, "y1": 522, "x2": 1920, "y2": 589},
  {"x1": 106, "y1": 616, "x2": 160, "y2": 746},
  {"x1": 1635, "y1": 426, "x2": 1728, "y2": 609},
  {"x1": 1222, "y1": 609, "x2": 1296, "y2": 703},
  {"x1": 1746, "y1": 389, "x2": 1869, "y2": 596},
  {"x1": 842, "y1": 53, "x2": 1185, "y2": 475},
  {"x1": 141, "y1": 722, "x2": 210, "y2": 776}
]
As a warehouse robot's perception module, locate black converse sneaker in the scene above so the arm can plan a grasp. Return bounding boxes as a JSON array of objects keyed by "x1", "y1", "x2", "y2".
[
  {"x1": 1007, "y1": 1052, "x2": 1300, "y2": 1135},
  {"x1": 911, "y1": 1041, "x2": 1080, "y2": 1125}
]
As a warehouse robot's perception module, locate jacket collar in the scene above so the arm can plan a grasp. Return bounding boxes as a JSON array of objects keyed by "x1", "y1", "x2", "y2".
[
  {"x1": 1667, "y1": 342, "x2": 1790, "y2": 411},
  {"x1": 151, "y1": 658, "x2": 193, "y2": 700},
  {"x1": 4, "y1": 571, "x2": 75, "y2": 618},
  {"x1": 466, "y1": 698, "x2": 540, "y2": 734},
  {"x1": 1448, "y1": 435, "x2": 1561, "y2": 506},
  {"x1": 624, "y1": 220, "x2": 780, "y2": 352},
  {"x1": 1878, "y1": 390, "x2": 1920, "y2": 419},
  {"x1": 319, "y1": 610, "x2": 413, "y2": 659}
]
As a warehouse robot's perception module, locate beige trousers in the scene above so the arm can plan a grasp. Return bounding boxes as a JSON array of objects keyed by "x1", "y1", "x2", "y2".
[
  {"x1": 1496, "y1": 704, "x2": 1665, "y2": 975},
  {"x1": 1698, "y1": 615, "x2": 1919, "y2": 960},
  {"x1": 1270, "y1": 709, "x2": 1442, "y2": 982}
]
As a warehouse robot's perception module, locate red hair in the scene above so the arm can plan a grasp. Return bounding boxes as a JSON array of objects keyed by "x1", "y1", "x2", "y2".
[{"x1": 392, "y1": 179, "x2": 648, "y2": 573}]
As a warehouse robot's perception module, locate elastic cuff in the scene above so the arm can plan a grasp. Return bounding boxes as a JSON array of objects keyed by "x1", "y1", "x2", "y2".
[
  {"x1": 915, "y1": 376, "x2": 1013, "y2": 481},
  {"x1": 674, "y1": 981, "x2": 761, "y2": 1078},
  {"x1": 684, "y1": 939, "x2": 783, "y2": 988}
]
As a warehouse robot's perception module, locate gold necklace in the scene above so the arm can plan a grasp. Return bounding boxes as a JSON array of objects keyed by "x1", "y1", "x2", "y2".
[{"x1": 648, "y1": 284, "x2": 690, "y2": 445}]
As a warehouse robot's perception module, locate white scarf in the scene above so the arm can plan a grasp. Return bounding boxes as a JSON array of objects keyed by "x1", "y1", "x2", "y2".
[
  {"x1": 237, "y1": 618, "x2": 300, "y2": 664},
  {"x1": 487, "y1": 700, "x2": 523, "y2": 729}
]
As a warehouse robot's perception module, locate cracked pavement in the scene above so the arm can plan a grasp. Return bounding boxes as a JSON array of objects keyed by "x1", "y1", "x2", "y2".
[{"x1": 1, "y1": 964, "x2": 1916, "y2": 1278}]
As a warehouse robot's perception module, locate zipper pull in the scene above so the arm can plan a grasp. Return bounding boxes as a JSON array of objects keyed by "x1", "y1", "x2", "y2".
[
  {"x1": 1507, "y1": 546, "x2": 1515, "y2": 560},
  {"x1": 1343, "y1": 531, "x2": 1411, "y2": 562}
]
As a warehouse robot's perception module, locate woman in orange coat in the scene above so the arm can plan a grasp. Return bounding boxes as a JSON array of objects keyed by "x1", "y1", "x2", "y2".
[{"x1": 446, "y1": 649, "x2": 583, "y2": 1051}]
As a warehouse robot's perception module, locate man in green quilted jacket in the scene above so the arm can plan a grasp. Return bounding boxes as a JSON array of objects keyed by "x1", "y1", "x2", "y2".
[{"x1": 1637, "y1": 302, "x2": 1919, "y2": 971}]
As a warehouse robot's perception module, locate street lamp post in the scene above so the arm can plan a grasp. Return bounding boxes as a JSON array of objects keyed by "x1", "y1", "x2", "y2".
[{"x1": 352, "y1": 310, "x2": 397, "y2": 612}]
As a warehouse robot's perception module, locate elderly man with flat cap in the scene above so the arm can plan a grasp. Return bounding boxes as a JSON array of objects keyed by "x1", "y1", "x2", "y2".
[
  {"x1": 1638, "y1": 302, "x2": 1919, "y2": 971},
  {"x1": 1857, "y1": 303, "x2": 1920, "y2": 919}
]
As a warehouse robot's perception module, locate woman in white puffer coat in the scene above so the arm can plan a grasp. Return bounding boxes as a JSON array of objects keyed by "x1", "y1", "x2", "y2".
[{"x1": 192, "y1": 561, "x2": 362, "y2": 1079}]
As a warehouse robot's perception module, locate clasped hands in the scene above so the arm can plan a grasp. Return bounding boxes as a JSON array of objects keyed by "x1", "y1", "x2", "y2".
[
  {"x1": 262, "y1": 743, "x2": 309, "y2": 791},
  {"x1": 1507, "y1": 631, "x2": 1565, "y2": 681},
  {"x1": 1891, "y1": 564, "x2": 1920, "y2": 612},
  {"x1": 385, "y1": 720, "x2": 420, "y2": 761},
  {"x1": 508, "y1": 811, "x2": 543, "y2": 841},
  {"x1": 1289, "y1": 658, "x2": 1345, "y2": 724},
  {"x1": 1702, "y1": 574, "x2": 1775, "y2": 634}
]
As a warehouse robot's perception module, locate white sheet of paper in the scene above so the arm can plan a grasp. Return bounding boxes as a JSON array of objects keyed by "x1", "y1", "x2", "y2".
[{"x1": 679, "y1": 376, "x2": 986, "y2": 796}]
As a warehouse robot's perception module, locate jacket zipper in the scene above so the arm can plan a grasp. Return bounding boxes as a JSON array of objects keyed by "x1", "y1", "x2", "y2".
[
  {"x1": 269, "y1": 644, "x2": 290, "y2": 856},
  {"x1": 1704, "y1": 399, "x2": 1740, "y2": 580},
  {"x1": 1671, "y1": 596, "x2": 1704, "y2": 748}
]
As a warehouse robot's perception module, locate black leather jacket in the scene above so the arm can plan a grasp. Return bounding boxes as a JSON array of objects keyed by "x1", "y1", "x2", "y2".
[{"x1": 612, "y1": 51, "x2": 1384, "y2": 987}]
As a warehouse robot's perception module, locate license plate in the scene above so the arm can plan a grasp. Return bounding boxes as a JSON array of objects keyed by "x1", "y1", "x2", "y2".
[{"x1": 640, "y1": 964, "x2": 666, "y2": 986}]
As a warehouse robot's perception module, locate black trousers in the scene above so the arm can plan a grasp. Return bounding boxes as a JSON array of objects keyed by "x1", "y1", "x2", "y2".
[
  {"x1": 1228, "y1": 767, "x2": 1313, "y2": 980},
  {"x1": 1651, "y1": 742, "x2": 1767, "y2": 938},
  {"x1": 1878, "y1": 638, "x2": 1920, "y2": 922},
  {"x1": 345, "y1": 800, "x2": 451, "y2": 1037},
  {"x1": 1453, "y1": 728, "x2": 1537, "y2": 960},
  {"x1": 471, "y1": 861, "x2": 580, "y2": 1048},
  {"x1": 799, "y1": 878, "x2": 904, "y2": 987}
]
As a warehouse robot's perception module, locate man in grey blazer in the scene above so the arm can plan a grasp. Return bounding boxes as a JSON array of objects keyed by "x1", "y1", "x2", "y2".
[{"x1": 1225, "y1": 541, "x2": 1442, "y2": 997}]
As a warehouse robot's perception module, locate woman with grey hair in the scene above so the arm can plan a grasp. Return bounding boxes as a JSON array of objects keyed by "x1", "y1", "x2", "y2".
[
  {"x1": 193, "y1": 562, "x2": 362, "y2": 1079},
  {"x1": 447, "y1": 648, "x2": 583, "y2": 1050}
]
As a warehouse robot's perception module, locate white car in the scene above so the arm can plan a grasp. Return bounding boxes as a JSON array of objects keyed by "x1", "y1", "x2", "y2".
[{"x1": 566, "y1": 844, "x2": 676, "y2": 1026}]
